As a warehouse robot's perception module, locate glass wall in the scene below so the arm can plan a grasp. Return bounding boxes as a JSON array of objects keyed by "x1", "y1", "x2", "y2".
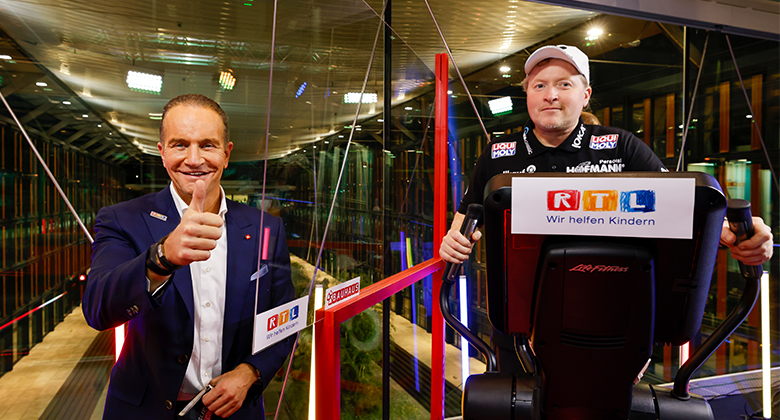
[
  {"x1": 0, "y1": 123, "x2": 126, "y2": 377},
  {"x1": 0, "y1": 0, "x2": 776, "y2": 418}
]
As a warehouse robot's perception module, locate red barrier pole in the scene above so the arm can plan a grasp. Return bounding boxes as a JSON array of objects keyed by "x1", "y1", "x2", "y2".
[
  {"x1": 315, "y1": 306, "x2": 340, "y2": 419},
  {"x1": 431, "y1": 52, "x2": 449, "y2": 420}
]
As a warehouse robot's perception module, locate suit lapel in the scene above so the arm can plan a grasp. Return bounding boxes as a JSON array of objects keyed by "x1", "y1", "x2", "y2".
[
  {"x1": 222, "y1": 201, "x2": 257, "y2": 362},
  {"x1": 143, "y1": 185, "x2": 194, "y2": 321}
]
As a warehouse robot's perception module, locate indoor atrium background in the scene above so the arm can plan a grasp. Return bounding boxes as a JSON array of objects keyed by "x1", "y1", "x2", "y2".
[{"x1": 0, "y1": 0, "x2": 777, "y2": 418}]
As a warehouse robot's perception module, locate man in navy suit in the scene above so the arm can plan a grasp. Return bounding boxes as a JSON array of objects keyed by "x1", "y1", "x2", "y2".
[{"x1": 83, "y1": 94, "x2": 294, "y2": 419}]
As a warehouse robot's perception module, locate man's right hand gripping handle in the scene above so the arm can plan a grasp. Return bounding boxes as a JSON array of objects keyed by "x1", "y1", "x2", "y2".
[{"x1": 442, "y1": 204, "x2": 483, "y2": 283}]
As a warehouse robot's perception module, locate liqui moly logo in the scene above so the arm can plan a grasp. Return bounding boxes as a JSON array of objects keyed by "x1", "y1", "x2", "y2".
[
  {"x1": 589, "y1": 134, "x2": 618, "y2": 150},
  {"x1": 491, "y1": 141, "x2": 516, "y2": 159},
  {"x1": 547, "y1": 189, "x2": 656, "y2": 213},
  {"x1": 267, "y1": 305, "x2": 300, "y2": 331}
]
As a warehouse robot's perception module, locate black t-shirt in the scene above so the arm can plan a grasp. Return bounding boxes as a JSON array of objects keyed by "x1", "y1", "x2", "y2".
[{"x1": 458, "y1": 119, "x2": 668, "y2": 214}]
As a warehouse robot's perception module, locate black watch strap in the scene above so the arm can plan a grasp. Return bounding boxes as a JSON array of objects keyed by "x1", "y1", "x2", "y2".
[
  {"x1": 156, "y1": 236, "x2": 183, "y2": 271},
  {"x1": 146, "y1": 242, "x2": 174, "y2": 276}
]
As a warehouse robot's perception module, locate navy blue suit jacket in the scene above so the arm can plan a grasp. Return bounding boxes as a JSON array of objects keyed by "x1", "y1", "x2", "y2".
[{"x1": 83, "y1": 185, "x2": 295, "y2": 419}]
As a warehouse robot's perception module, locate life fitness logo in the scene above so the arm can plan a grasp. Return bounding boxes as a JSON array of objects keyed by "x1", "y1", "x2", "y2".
[
  {"x1": 570, "y1": 264, "x2": 629, "y2": 273},
  {"x1": 491, "y1": 141, "x2": 516, "y2": 159},
  {"x1": 267, "y1": 304, "x2": 300, "y2": 331},
  {"x1": 547, "y1": 189, "x2": 656, "y2": 213}
]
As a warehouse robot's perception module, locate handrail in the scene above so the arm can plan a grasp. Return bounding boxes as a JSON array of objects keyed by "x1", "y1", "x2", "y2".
[{"x1": 315, "y1": 257, "x2": 446, "y2": 420}]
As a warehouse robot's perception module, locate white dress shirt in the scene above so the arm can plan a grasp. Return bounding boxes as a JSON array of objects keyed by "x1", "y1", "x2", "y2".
[{"x1": 169, "y1": 185, "x2": 229, "y2": 398}]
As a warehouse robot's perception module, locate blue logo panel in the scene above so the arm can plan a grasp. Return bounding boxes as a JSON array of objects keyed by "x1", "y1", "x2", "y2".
[{"x1": 619, "y1": 190, "x2": 656, "y2": 213}]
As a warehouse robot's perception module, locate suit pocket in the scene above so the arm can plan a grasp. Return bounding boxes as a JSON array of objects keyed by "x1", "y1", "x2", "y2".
[
  {"x1": 110, "y1": 366, "x2": 148, "y2": 407},
  {"x1": 250, "y1": 264, "x2": 269, "y2": 281}
]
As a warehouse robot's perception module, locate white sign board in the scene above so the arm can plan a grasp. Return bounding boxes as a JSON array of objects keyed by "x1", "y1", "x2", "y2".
[
  {"x1": 511, "y1": 177, "x2": 695, "y2": 239},
  {"x1": 324, "y1": 277, "x2": 361, "y2": 310},
  {"x1": 253, "y1": 295, "x2": 309, "y2": 354}
]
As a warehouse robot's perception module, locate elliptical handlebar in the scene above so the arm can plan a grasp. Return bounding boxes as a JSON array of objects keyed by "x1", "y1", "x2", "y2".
[
  {"x1": 672, "y1": 198, "x2": 763, "y2": 400},
  {"x1": 439, "y1": 204, "x2": 498, "y2": 372}
]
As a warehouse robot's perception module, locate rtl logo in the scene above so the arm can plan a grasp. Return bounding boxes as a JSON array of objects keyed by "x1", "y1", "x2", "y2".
[
  {"x1": 547, "y1": 189, "x2": 655, "y2": 213},
  {"x1": 267, "y1": 305, "x2": 300, "y2": 331}
]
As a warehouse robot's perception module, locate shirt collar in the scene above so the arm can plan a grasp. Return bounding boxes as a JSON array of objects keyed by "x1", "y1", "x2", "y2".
[
  {"x1": 169, "y1": 184, "x2": 228, "y2": 219},
  {"x1": 522, "y1": 118, "x2": 589, "y2": 156}
]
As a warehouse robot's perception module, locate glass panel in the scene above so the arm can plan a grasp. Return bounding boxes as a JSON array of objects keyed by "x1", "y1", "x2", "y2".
[
  {"x1": 339, "y1": 302, "x2": 385, "y2": 419},
  {"x1": 0, "y1": 0, "x2": 775, "y2": 418}
]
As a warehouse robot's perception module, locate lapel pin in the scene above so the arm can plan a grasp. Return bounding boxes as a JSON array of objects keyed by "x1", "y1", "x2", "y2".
[
  {"x1": 150, "y1": 211, "x2": 168, "y2": 221},
  {"x1": 245, "y1": 234, "x2": 251, "y2": 240}
]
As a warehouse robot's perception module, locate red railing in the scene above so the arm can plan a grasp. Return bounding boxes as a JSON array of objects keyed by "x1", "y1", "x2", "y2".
[
  {"x1": 314, "y1": 258, "x2": 446, "y2": 419},
  {"x1": 314, "y1": 53, "x2": 451, "y2": 420}
]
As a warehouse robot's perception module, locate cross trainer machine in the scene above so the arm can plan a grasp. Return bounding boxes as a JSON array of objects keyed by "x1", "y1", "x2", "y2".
[{"x1": 440, "y1": 172, "x2": 763, "y2": 420}]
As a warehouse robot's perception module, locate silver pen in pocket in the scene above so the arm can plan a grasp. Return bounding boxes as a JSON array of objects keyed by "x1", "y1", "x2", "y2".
[{"x1": 178, "y1": 384, "x2": 213, "y2": 417}]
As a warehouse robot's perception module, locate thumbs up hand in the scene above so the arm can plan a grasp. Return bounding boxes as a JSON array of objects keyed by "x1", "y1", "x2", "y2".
[{"x1": 162, "y1": 180, "x2": 224, "y2": 266}]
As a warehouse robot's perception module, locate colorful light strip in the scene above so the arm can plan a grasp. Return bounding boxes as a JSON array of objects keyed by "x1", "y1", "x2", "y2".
[
  {"x1": 309, "y1": 284, "x2": 324, "y2": 420},
  {"x1": 115, "y1": 323, "x2": 125, "y2": 362},
  {"x1": 406, "y1": 236, "x2": 420, "y2": 392},
  {"x1": 761, "y1": 271, "x2": 771, "y2": 418},
  {"x1": 0, "y1": 291, "x2": 67, "y2": 332},
  {"x1": 459, "y1": 274, "x2": 470, "y2": 386}
]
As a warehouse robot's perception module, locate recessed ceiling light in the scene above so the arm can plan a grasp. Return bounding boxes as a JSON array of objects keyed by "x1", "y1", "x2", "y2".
[
  {"x1": 0, "y1": 55, "x2": 11, "y2": 60},
  {"x1": 500, "y1": 66, "x2": 511, "y2": 73},
  {"x1": 82, "y1": 114, "x2": 88, "y2": 118},
  {"x1": 36, "y1": 82, "x2": 47, "y2": 87},
  {"x1": 62, "y1": 101, "x2": 71, "y2": 105},
  {"x1": 126, "y1": 71, "x2": 163, "y2": 94}
]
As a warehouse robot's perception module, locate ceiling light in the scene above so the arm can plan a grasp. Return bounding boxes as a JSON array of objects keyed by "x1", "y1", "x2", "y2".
[
  {"x1": 587, "y1": 28, "x2": 603, "y2": 37},
  {"x1": 295, "y1": 81, "x2": 307, "y2": 98},
  {"x1": 62, "y1": 101, "x2": 71, "y2": 105},
  {"x1": 0, "y1": 55, "x2": 11, "y2": 60},
  {"x1": 447, "y1": 90, "x2": 453, "y2": 94},
  {"x1": 499, "y1": 66, "x2": 511, "y2": 73},
  {"x1": 586, "y1": 27, "x2": 604, "y2": 41},
  {"x1": 82, "y1": 114, "x2": 88, "y2": 118},
  {"x1": 343, "y1": 92, "x2": 378, "y2": 104},
  {"x1": 488, "y1": 96, "x2": 513, "y2": 116},
  {"x1": 36, "y1": 82, "x2": 47, "y2": 87},
  {"x1": 404, "y1": 106, "x2": 413, "y2": 110},
  {"x1": 218, "y1": 70, "x2": 236, "y2": 91},
  {"x1": 126, "y1": 71, "x2": 163, "y2": 94}
]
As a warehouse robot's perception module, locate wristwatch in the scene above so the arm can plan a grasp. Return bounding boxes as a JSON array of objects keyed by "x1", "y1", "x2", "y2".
[
  {"x1": 145, "y1": 237, "x2": 182, "y2": 276},
  {"x1": 156, "y1": 235, "x2": 183, "y2": 272}
]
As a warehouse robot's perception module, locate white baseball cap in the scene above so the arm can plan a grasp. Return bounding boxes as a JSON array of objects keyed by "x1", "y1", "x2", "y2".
[{"x1": 524, "y1": 45, "x2": 590, "y2": 85}]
